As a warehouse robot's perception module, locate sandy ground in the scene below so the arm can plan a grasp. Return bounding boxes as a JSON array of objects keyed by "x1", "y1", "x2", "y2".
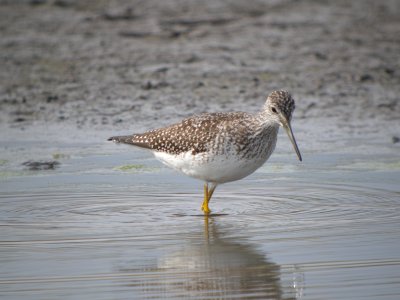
[{"x1": 0, "y1": 0, "x2": 399, "y2": 146}]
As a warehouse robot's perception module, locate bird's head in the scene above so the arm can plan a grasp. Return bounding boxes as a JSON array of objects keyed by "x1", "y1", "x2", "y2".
[{"x1": 265, "y1": 90, "x2": 302, "y2": 161}]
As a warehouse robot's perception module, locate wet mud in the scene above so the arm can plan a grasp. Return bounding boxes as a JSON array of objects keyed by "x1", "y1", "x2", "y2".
[{"x1": 0, "y1": 0, "x2": 399, "y2": 137}]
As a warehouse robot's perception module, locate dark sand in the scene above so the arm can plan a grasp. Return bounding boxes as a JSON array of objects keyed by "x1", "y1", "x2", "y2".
[{"x1": 0, "y1": 0, "x2": 399, "y2": 139}]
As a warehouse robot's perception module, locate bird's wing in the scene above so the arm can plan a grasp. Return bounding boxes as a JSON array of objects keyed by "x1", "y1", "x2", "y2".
[{"x1": 108, "y1": 112, "x2": 250, "y2": 155}]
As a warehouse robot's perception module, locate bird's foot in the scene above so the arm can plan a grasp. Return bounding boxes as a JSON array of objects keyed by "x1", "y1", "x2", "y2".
[{"x1": 201, "y1": 200, "x2": 211, "y2": 215}]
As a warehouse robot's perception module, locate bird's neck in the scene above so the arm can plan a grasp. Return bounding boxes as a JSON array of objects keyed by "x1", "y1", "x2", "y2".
[
  {"x1": 255, "y1": 110, "x2": 280, "y2": 129},
  {"x1": 250, "y1": 111, "x2": 280, "y2": 138}
]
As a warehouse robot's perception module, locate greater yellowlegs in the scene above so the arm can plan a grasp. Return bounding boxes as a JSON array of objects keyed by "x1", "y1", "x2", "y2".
[{"x1": 108, "y1": 90, "x2": 302, "y2": 214}]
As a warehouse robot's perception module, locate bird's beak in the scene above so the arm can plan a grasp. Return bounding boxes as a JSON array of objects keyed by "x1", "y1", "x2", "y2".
[{"x1": 282, "y1": 119, "x2": 302, "y2": 161}]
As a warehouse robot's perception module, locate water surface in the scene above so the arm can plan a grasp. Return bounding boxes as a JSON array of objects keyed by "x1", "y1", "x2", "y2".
[{"x1": 1, "y1": 139, "x2": 399, "y2": 299}]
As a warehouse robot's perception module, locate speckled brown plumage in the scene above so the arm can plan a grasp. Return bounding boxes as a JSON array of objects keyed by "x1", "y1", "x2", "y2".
[{"x1": 108, "y1": 112, "x2": 255, "y2": 156}]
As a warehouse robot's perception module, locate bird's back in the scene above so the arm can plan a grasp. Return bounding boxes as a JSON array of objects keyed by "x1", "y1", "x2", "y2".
[{"x1": 108, "y1": 112, "x2": 254, "y2": 156}]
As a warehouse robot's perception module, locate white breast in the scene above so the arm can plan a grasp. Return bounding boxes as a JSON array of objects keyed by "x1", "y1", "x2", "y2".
[{"x1": 153, "y1": 135, "x2": 277, "y2": 184}]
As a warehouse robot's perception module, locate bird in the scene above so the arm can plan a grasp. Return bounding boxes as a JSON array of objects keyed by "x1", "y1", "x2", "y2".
[{"x1": 108, "y1": 90, "x2": 302, "y2": 214}]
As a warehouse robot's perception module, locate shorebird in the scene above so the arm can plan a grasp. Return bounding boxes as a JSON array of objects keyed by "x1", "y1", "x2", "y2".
[{"x1": 108, "y1": 90, "x2": 302, "y2": 214}]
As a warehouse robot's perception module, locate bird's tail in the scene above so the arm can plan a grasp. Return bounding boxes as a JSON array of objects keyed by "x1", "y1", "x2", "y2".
[{"x1": 107, "y1": 135, "x2": 135, "y2": 145}]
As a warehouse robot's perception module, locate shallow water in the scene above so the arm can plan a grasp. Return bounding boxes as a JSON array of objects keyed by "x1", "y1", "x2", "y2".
[{"x1": 1, "y1": 139, "x2": 400, "y2": 299}]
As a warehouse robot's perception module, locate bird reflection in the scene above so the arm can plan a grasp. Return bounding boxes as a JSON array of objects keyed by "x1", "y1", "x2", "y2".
[{"x1": 121, "y1": 216, "x2": 302, "y2": 299}]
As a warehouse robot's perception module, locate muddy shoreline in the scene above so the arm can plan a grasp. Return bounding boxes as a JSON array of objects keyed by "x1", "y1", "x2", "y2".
[{"x1": 1, "y1": 0, "x2": 399, "y2": 142}]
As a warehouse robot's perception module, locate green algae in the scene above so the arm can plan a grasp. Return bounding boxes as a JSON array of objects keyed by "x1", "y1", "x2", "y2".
[{"x1": 113, "y1": 164, "x2": 158, "y2": 173}]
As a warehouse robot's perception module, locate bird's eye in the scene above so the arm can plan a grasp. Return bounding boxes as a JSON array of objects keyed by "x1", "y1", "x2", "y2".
[{"x1": 271, "y1": 107, "x2": 278, "y2": 113}]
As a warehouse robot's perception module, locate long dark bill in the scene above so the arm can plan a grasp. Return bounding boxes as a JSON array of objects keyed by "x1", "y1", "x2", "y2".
[{"x1": 283, "y1": 122, "x2": 302, "y2": 161}]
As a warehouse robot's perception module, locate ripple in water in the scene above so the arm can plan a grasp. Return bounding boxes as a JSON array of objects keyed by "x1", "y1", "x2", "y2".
[{"x1": 1, "y1": 177, "x2": 399, "y2": 299}]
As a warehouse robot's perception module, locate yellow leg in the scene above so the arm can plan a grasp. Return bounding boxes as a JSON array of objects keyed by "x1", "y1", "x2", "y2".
[
  {"x1": 201, "y1": 183, "x2": 211, "y2": 214},
  {"x1": 208, "y1": 184, "x2": 216, "y2": 200},
  {"x1": 201, "y1": 183, "x2": 217, "y2": 215}
]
